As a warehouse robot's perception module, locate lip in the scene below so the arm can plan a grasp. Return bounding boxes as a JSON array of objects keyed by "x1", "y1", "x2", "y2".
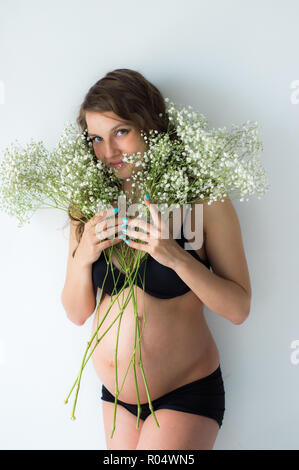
[{"x1": 110, "y1": 161, "x2": 125, "y2": 168}]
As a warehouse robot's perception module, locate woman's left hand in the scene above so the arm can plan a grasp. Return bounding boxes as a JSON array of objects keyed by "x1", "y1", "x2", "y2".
[{"x1": 121, "y1": 195, "x2": 187, "y2": 270}]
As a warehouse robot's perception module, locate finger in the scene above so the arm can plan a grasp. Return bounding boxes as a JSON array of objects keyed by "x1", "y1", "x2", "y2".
[
  {"x1": 97, "y1": 207, "x2": 119, "y2": 219},
  {"x1": 122, "y1": 238, "x2": 148, "y2": 252},
  {"x1": 90, "y1": 207, "x2": 119, "y2": 224},
  {"x1": 95, "y1": 222, "x2": 123, "y2": 241},
  {"x1": 99, "y1": 236, "x2": 122, "y2": 250},
  {"x1": 121, "y1": 226, "x2": 150, "y2": 243},
  {"x1": 91, "y1": 208, "x2": 119, "y2": 228},
  {"x1": 94, "y1": 219, "x2": 107, "y2": 235},
  {"x1": 143, "y1": 195, "x2": 163, "y2": 231},
  {"x1": 127, "y1": 217, "x2": 159, "y2": 238},
  {"x1": 95, "y1": 216, "x2": 121, "y2": 233}
]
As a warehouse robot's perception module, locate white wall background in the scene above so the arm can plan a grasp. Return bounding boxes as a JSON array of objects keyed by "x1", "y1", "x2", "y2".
[{"x1": 0, "y1": 0, "x2": 298, "y2": 450}]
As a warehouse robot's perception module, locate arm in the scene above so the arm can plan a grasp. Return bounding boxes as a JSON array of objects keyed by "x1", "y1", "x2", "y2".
[
  {"x1": 173, "y1": 196, "x2": 252, "y2": 325},
  {"x1": 61, "y1": 219, "x2": 98, "y2": 326}
]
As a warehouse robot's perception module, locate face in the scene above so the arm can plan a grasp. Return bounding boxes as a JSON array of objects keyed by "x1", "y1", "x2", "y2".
[{"x1": 85, "y1": 110, "x2": 146, "y2": 180}]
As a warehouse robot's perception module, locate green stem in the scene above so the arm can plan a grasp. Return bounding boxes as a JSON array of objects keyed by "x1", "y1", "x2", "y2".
[
  {"x1": 109, "y1": 215, "x2": 161, "y2": 437},
  {"x1": 65, "y1": 243, "x2": 143, "y2": 421},
  {"x1": 108, "y1": 249, "x2": 144, "y2": 438},
  {"x1": 131, "y1": 270, "x2": 160, "y2": 429},
  {"x1": 65, "y1": 206, "x2": 160, "y2": 434}
]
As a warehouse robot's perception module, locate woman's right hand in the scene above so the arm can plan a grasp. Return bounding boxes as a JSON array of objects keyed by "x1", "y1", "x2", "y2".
[{"x1": 75, "y1": 208, "x2": 123, "y2": 266}]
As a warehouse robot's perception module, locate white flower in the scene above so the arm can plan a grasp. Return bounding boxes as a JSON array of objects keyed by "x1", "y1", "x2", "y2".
[{"x1": 0, "y1": 100, "x2": 268, "y2": 230}]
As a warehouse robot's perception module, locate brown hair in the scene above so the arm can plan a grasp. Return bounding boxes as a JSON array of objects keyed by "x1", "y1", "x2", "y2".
[{"x1": 68, "y1": 68, "x2": 178, "y2": 257}]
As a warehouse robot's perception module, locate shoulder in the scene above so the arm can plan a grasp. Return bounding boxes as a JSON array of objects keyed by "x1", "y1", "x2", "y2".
[
  {"x1": 201, "y1": 194, "x2": 236, "y2": 233},
  {"x1": 189, "y1": 195, "x2": 236, "y2": 239}
]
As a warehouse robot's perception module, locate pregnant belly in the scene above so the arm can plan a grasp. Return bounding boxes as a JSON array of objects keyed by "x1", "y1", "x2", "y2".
[{"x1": 89, "y1": 286, "x2": 220, "y2": 403}]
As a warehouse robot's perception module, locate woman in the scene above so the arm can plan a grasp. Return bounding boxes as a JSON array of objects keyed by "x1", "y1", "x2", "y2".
[{"x1": 61, "y1": 68, "x2": 252, "y2": 450}]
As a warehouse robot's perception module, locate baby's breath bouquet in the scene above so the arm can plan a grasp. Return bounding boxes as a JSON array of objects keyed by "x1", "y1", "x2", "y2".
[{"x1": 0, "y1": 98, "x2": 269, "y2": 439}]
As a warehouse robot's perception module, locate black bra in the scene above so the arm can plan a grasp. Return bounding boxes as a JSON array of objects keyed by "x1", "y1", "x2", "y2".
[{"x1": 92, "y1": 222, "x2": 210, "y2": 299}]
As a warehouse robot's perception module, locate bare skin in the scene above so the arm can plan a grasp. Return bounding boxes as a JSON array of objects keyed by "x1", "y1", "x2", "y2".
[
  {"x1": 91, "y1": 212, "x2": 221, "y2": 450},
  {"x1": 89, "y1": 200, "x2": 221, "y2": 449},
  {"x1": 85, "y1": 110, "x2": 222, "y2": 449},
  {"x1": 90, "y1": 209, "x2": 220, "y2": 404}
]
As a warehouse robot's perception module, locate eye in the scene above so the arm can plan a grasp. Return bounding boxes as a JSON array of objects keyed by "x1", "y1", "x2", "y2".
[
  {"x1": 117, "y1": 128, "x2": 129, "y2": 137},
  {"x1": 90, "y1": 128, "x2": 130, "y2": 143},
  {"x1": 91, "y1": 136, "x2": 101, "y2": 143}
]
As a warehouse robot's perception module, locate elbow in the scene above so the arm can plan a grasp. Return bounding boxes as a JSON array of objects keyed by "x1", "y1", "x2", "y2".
[
  {"x1": 61, "y1": 293, "x2": 92, "y2": 326},
  {"x1": 231, "y1": 293, "x2": 251, "y2": 325},
  {"x1": 231, "y1": 313, "x2": 248, "y2": 325},
  {"x1": 65, "y1": 306, "x2": 94, "y2": 326},
  {"x1": 67, "y1": 314, "x2": 86, "y2": 326}
]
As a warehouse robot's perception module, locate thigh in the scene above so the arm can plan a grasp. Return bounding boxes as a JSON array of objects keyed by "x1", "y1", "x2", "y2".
[
  {"x1": 136, "y1": 366, "x2": 225, "y2": 450},
  {"x1": 136, "y1": 408, "x2": 220, "y2": 450},
  {"x1": 102, "y1": 400, "x2": 144, "y2": 450}
]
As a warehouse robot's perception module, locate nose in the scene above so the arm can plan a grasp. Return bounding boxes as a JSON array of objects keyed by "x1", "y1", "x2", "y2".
[{"x1": 101, "y1": 140, "x2": 122, "y2": 162}]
